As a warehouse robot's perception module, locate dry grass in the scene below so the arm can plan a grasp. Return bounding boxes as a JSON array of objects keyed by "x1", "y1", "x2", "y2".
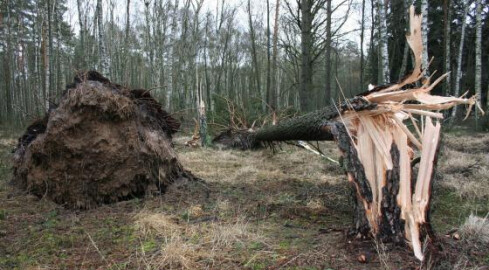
[
  {"x1": 135, "y1": 212, "x2": 181, "y2": 236},
  {"x1": 459, "y1": 214, "x2": 489, "y2": 245},
  {"x1": 134, "y1": 208, "x2": 267, "y2": 269},
  {"x1": 439, "y1": 134, "x2": 489, "y2": 199},
  {"x1": 1, "y1": 131, "x2": 489, "y2": 269},
  {"x1": 126, "y1": 138, "x2": 355, "y2": 269}
]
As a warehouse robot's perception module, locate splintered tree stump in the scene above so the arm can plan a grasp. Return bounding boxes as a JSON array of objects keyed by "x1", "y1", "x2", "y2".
[
  {"x1": 12, "y1": 71, "x2": 194, "y2": 209},
  {"x1": 212, "y1": 6, "x2": 481, "y2": 261}
]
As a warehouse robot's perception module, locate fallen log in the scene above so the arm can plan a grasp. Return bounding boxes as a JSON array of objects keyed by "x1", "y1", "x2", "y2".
[
  {"x1": 214, "y1": 6, "x2": 482, "y2": 261},
  {"x1": 12, "y1": 71, "x2": 195, "y2": 209}
]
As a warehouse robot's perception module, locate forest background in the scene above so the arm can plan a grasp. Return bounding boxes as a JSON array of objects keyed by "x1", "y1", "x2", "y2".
[{"x1": 1, "y1": 0, "x2": 488, "y2": 130}]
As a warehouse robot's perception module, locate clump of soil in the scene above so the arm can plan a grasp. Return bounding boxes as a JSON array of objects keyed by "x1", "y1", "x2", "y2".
[{"x1": 12, "y1": 71, "x2": 194, "y2": 209}]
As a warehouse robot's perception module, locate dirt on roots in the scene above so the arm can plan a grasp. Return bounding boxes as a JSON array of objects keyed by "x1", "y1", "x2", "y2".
[{"x1": 11, "y1": 71, "x2": 193, "y2": 209}]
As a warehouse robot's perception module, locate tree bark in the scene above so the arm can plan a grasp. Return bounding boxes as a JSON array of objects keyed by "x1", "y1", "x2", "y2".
[
  {"x1": 123, "y1": 0, "x2": 130, "y2": 84},
  {"x1": 247, "y1": 0, "x2": 262, "y2": 109},
  {"x1": 48, "y1": 0, "x2": 54, "y2": 107},
  {"x1": 377, "y1": 0, "x2": 390, "y2": 84},
  {"x1": 474, "y1": 0, "x2": 482, "y2": 128},
  {"x1": 3, "y1": 1, "x2": 12, "y2": 120},
  {"x1": 167, "y1": 0, "x2": 179, "y2": 111},
  {"x1": 213, "y1": 97, "x2": 374, "y2": 149},
  {"x1": 300, "y1": 0, "x2": 313, "y2": 111},
  {"x1": 271, "y1": 0, "x2": 280, "y2": 111},
  {"x1": 421, "y1": 0, "x2": 429, "y2": 77},
  {"x1": 398, "y1": 0, "x2": 409, "y2": 81},
  {"x1": 359, "y1": 0, "x2": 365, "y2": 89},
  {"x1": 266, "y1": 0, "x2": 272, "y2": 111},
  {"x1": 77, "y1": 0, "x2": 85, "y2": 68},
  {"x1": 451, "y1": 3, "x2": 469, "y2": 122},
  {"x1": 443, "y1": 0, "x2": 451, "y2": 96},
  {"x1": 369, "y1": 0, "x2": 375, "y2": 83},
  {"x1": 42, "y1": 10, "x2": 50, "y2": 111},
  {"x1": 96, "y1": 0, "x2": 109, "y2": 77},
  {"x1": 324, "y1": 0, "x2": 332, "y2": 104}
]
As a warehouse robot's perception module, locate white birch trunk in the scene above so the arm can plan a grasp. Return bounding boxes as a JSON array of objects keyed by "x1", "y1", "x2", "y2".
[
  {"x1": 451, "y1": 3, "x2": 470, "y2": 120},
  {"x1": 421, "y1": 0, "x2": 429, "y2": 77},
  {"x1": 167, "y1": 0, "x2": 179, "y2": 111},
  {"x1": 377, "y1": 0, "x2": 390, "y2": 83}
]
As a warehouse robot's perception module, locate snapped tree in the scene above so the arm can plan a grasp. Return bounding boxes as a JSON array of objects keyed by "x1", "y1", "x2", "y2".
[{"x1": 214, "y1": 6, "x2": 482, "y2": 261}]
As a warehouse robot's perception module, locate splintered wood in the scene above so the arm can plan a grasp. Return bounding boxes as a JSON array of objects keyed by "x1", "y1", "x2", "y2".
[{"x1": 338, "y1": 6, "x2": 483, "y2": 261}]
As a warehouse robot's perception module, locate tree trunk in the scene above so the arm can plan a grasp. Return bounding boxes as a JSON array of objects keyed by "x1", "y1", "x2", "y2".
[
  {"x1": 42, "y1": 14, "x2": 50, "y2": 111},
  {"x1": 398, "y1": 0, "x2": 409, "y2": 81},
  {"x1": 271, "y1": 0, "x2": 280, "y2": 111},
  {"x1": 77, "y1": 0, "x2": 85, "y2": 68},
  {"x1": 325, "y1": 0, "x2": 332, "y2": 104},
  {"x1": 247, "y1": 0, "x2": 262, "y2": 110},
  {"x1": 48, "y1": 0, "x2": 54, "y2": 109},
  {"x1": 443, "y1": 0, "x2": 451, "y2": 96},
  {"x1": 451, "y1": 3, "x2": 469, "y2": 122},
  {"x1": 3, "y1": 1, "x2": 12, "y2": 120},
  {"x1": 421, "y1": 0, "x2": 429, "y2": 77},
  {"x1": 96, "y1": 0, "x2": 109, "y2": 77},
  {"x1": 359, "y1": 0, "x2": 365, "y2": 89},
  {"x1": 123, "y1": 0, "x2": 130, "y2": 85},
  {"x1": 377, "y1": 0, "x2": 390, "y2": 83},
  {"x1": 167, "y1": 0, "x2": 179, "y2": 111},
  {"x1": 474, "y1": 0, "x2": 482, "y2": 128},
  {"x1": 266, "y1": 0, "x2": 272, "y2": 111},
  {"x1": 300, "y1": 0, "x2": 313, "y2": 111}
]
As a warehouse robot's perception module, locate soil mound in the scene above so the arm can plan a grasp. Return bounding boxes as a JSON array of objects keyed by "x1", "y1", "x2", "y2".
[{"x1": 12, "y1": 71, "x2": 193, "y2": 209}]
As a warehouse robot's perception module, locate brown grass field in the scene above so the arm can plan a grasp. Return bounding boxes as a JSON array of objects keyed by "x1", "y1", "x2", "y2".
[{"x1": 0, "y1": 129, "x2": 488, "y2": 270}]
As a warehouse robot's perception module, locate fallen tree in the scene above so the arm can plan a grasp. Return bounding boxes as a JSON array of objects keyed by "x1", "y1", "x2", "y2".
[
  {"x1": 214, "y1": 7, "x2": 483, "y2": 261},
  {"x1": 12, "y1": 71, "x2": 194, "y2": 209}
]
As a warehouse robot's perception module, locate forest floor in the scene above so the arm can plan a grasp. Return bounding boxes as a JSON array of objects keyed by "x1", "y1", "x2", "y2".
[{"x1": 0, "y1": 128, "x2": 488, "y2": 270}]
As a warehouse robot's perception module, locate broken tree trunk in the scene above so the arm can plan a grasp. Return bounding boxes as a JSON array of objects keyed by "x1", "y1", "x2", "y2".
[{"x1": 213, "y1": 6, "x2": 482, "y2": 261}]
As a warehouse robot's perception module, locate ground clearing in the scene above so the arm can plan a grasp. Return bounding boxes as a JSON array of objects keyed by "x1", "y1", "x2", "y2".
[{"x1": 0, "y1": 129, "x2": 488, "y2": 269}]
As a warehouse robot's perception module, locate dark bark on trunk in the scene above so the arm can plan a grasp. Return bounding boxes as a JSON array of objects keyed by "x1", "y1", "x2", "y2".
[
  {"x1": 213, "y1": 97, "x2": 375, "y2": 148},
  {"x1": 300, "y1": 0, "x2": 313, "y2": 111},
  {"x1": 331, "y1": 122, "x2": 433, "y2": 243}
]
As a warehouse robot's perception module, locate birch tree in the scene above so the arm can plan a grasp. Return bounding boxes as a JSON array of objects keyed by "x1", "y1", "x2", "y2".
[
  {"x1": 451, "y1": 2, "x2": 470, "y2": 121},
  {"x1": 377, "y1": 0, "x2": 389, "y2": 83},
  {"x1": 421, "y1": 0, "x2": 429, "y2": 77},
  {"x1": 167, "y1": 0, "x2": 179, "y2": 111}
]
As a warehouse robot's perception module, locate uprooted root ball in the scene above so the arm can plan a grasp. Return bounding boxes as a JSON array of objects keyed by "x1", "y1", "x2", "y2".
[{"x1": 12, "y1": 71, "x2": 194, "y2": 209}]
